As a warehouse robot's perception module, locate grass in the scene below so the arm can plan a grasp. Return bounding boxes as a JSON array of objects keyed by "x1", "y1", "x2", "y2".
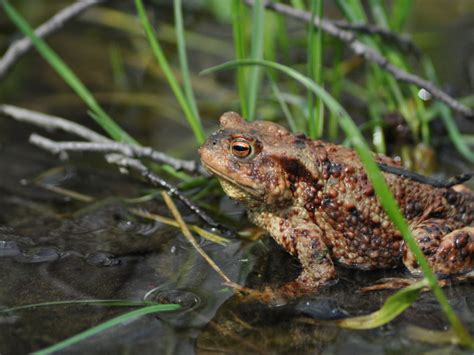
[
  {"x1": 33, "y1": 303, "x2": 180, "y2": 354},
  {"x1": 0, "y1": 0, "x2": 136, "y2": 144},
  {"x1": 246, "y1": 0, "x2": 265, "y2": 121},
  {"x1": 337, "y1": 279, "x2": 427, "y2": 329},
  {"x1": 0, "y1": 299, "x2": 179, "y2": 354},
  {"x1": 231, "y1": 0, "x2": 249, "y2": 118},
  {"x1": 307, "y1": 0, "x2": 324, "y2": 139},
  {"x1": 134, "y1": 0, "x2": 205, "y2": 144}
]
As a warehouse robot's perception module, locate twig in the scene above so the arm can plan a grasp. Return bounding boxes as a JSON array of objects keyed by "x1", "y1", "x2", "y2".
[
  {"x1": 246, "y1": 0, "x2": 474, "y2": 118},
  {"x1": 1, "y1": 104, "x2": 218, "y2": 228},
  {"x1": 129, "y1": 208, "x2": 229, "y2": 245},
  {"x1": 105, "y1": 154, "x2": 219, "y2": 228},
  {"x1": 161, "y1": 191, "x2": 235, "y2": 284},
  {"x1": 1, "y1": 105, "x2": 205, "y2": 173},
  {"x1": 0, "y1": 104, "x2": 110, "y2": 142},
  {"x1": 331, "y1": 20, "x2": 421, "y2": 57},
  {"x1": 0, "y1": 0, "x2": 105, "y2": 79},
  {"x1": 378, "y1": 163, "x2": 473, "y2": 188},
  {"x1": 29, "y1": 133, "x2": 205, "y2": 174}
]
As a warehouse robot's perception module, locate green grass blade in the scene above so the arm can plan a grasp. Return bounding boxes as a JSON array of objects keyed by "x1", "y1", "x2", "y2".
[
  {"x1": 246, "y1": 0, "x2": 265, "y2": 121},
  {"x1": 437, "y1": 104, "x2": 474, "y2": 163},
  {"x1": 202, "y1": 59, "x2": 474, "y2": 348},
  {"x1": 231, "y1": 0, "x2": 249, "y2": 118},
  {"x1": 290, "y1": 0, "x2": 305, "y2": 10},
  {"x1": 268, "y1": 75, "x2": 298, "y2": 132},
  {"x1": 1, "y1": 299, "x2": 160, "y2": 313},
  {"x1": 33, "y1": 304, "x2": 180, "y2": 355},
  {"x1": 307, "y1": 0, "x2": 324, "y2": 139},
  {"x1": 389, "y1": 0, "x2": 413, "y2": 31},
  {"x1": 422, "y1": 57, "x2": 474, "y2": 163},
  {"x1": 174, "y1": 0, "x2": 200, "y2": 121},
  {"x1": 337, "y1": 279, "x2": 427, "y2": 329},
  {"x1": 134, "y1": 0, "x2": 205, "y2": 144},
  {"x1": 0, "y1": 0, "x2": 136, "y2": 144},
  {"x1": 369, "y1": 0, "x2": 430, "y2": 145}
]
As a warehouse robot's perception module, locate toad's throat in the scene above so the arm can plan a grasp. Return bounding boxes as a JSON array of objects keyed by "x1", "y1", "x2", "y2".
[{"x1": 201, "y1": 161, "x2": 264, "y2": 200}]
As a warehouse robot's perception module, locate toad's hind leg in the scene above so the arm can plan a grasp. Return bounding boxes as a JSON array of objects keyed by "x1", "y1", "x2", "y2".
[{"x1": 403, "y1": 219, "x2": 474, "y2": 276}]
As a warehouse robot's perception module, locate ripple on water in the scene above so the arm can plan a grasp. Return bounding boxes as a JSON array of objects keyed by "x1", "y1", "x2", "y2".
[
  {"x1": 144, "y1": 288, "x2": 202, "y2": 314},
  {"x1": 14, "y1": 247, "x2": 60, "y2": 263},
  {"x1": 0, "y1": 240, "x2": 21, "y2": 257},
  {"x1": 85, "y1": 251, "x2": 121, "y2": 267},
  {"x1": 116, "y1": 219, "x2": 161, "y2": 236}
]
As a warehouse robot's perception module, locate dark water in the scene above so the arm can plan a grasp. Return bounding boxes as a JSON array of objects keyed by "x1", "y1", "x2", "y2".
[{"x1": 1, "y1": 1, "x2": 474, "y2": 354}]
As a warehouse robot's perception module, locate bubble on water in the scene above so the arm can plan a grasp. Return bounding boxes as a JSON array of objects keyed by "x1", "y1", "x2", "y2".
[
  {"x1": 14, "y1": 247, "x2": 60, "y2": 263},
  {"x1": 0, "y1": 240, "x2": 21, "y2": 257},
  {"x1": 85, "y1": 251, "x2": 121, "y2": 267}
]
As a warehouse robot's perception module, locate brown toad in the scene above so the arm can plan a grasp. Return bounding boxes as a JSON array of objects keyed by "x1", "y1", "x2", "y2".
[{"x1": 199, "y1": 112, "x2": 474, "y2": 297}]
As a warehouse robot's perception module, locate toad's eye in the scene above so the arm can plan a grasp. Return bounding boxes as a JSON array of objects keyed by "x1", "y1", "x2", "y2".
[{"x1": 230, "y1": 138, "x2": 253, "y2": 158}]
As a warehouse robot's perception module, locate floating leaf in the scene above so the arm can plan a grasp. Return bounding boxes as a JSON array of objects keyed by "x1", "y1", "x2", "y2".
[{"x1": 337, "y1": 280, "x2": 427, "y2": 329}]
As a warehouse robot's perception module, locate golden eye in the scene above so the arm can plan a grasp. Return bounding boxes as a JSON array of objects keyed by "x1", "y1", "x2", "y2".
[{"x1": 230, "y1": 138, "x2": 253, "y2": 158}]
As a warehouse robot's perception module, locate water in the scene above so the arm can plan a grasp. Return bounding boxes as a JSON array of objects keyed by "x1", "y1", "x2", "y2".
[{"x1": 0, "y1": 1, "x2": 473, "y2": 354}]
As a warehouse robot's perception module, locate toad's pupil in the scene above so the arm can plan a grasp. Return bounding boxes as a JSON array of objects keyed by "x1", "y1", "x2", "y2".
[
  {"x1": 233, "y1": 144, "x2": 248, "y2": 151},
  {"x1": 231, "y1": 141, "x2": 251, "y2": 157}
]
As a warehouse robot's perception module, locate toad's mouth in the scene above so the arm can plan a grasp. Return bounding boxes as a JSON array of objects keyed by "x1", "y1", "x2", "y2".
[{"x1": 201, "y1": 161, "x2": 264, "y2": 199}]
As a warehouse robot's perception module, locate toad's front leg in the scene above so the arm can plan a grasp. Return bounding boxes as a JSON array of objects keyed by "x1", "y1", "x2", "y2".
[
  {"x1": 277, "y1": 227, "x2": 338, "y2": 298},
  {"x1": 251, "y1": 213, "x2": 338, "y2": 299}
]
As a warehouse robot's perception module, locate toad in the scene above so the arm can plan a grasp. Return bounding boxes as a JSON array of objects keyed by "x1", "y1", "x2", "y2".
[{"x1": 199, "y1": 112, "x2": 473, "y2": 297}]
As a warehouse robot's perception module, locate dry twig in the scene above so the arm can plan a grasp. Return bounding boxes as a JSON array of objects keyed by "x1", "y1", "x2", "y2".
[
  {"x1": 331, "y1": 20, "x2": 421, "y2": 57},
  {"x1": 1, "y1": 104, "x2": 217, "y2": 227},
  {"x1": 246, "y1": 0, "x2": 474, "y2": 118},
  {"x1": 29, "y1": 133, "x2": 205, "y2": 174},
  {"x1": 106, "y1": 154, "x2": 218, "y2": 227},
  {"x1": 0, "y1": 0, "x2": 105, "y2": 79},
  {"x1": 0, "y1": 104, "x2": 109, "y2": 142},
  {"x1": 161, "y1": 191, "x2": 237, "y2": 285}
]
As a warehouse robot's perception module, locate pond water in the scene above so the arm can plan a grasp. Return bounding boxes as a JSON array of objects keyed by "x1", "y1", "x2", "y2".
[{"x1": 0, "y1": 1, "x2": 473, "y2": 354}]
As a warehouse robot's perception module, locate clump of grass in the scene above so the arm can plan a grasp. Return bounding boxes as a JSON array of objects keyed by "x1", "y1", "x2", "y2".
[
  {"x1": 0, "y1": 299, "x2": 179, "y2": 354},
  {"x1": 134, "y1": 0, "x2": 205, "y2": 144},
  {"x1": 0, "y1": 0, "x2": 136, "y2": 144}
]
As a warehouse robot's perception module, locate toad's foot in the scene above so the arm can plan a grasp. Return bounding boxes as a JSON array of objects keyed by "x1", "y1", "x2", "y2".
[{"x1": 226, "y1": 278, "x2": 337, "y2": 305}]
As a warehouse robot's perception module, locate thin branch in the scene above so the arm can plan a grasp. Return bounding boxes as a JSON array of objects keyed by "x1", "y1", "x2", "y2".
[
  {"x1": 378, "y1": 163, "x2": 473, "y2": 188},
  {"x1": 1, "y1": 104, "x2": 218, "y2": 228},
  {"x1": 0, "y1": 104, "x2": 110, "y2": 142},
  {"x1": 246, "y1": 0, "x2": 474, "y2": 118},
  {"x1": 105, "y1": 154, "x2": 219, "y2": 228},
  {"x1": 0, "y1": 0, "x2": 105, "y2": 79},
  {"x1": 29, "y1": 134, "x2": 206, "y2": 174},
  {"x1": 331, "y1": 20, "x2": 421, "y2": 57}
]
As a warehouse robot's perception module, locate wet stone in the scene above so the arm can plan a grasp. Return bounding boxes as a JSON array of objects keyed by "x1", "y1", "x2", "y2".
[
  {"x1": 14, "y1": 247, "x2": 60, "y2": 263},
  {"x1": 0, "y1": 240, "x2": 21, "y2": 257},
  {"x1": 85, "y1": 251, "x2": 121, "y2": 267}
]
